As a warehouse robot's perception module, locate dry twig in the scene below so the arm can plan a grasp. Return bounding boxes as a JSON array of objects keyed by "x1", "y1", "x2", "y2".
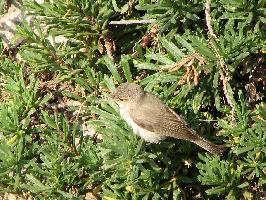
[
  {"x1": 205, "y1": 0, "x2": 217, "y2": 39},
  {"x1": 205, "y1": 0, "x2": 236, "y2": 117},
  {"x1": 109, "y1": 19, "x2": 156, "y2": 25}
]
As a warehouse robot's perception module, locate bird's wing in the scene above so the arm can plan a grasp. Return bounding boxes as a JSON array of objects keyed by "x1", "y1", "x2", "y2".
[{"x1": 128, "y1": 93, "x2": 190, "y2": 138}]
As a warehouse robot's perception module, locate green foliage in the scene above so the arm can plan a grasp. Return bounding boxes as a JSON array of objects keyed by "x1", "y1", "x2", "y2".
[
  {"x1": 0, "y1": 0, "x2": 265, "y2": 199},
  {"x1": 136, "y1": 0, "x2": 205, "y2": 33},
  {"x1": 198, "y1": 100, "x2": 266, "y2": 199}
]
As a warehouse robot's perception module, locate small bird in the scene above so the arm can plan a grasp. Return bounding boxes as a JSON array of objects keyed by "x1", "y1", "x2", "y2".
[{"x1": 108, "y1": 83, "x2": 226, "y2": 154}]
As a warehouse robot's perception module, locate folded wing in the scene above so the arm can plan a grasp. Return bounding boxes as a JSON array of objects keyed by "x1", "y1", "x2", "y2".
[{"x1": 128, "y1": 93, "x2": 193, "y2": 140}]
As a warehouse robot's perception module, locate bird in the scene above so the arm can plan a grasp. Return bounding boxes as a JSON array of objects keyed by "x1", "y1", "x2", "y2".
[{"x1": 107, "y1": 82, "x2": 226, "y2": 154}]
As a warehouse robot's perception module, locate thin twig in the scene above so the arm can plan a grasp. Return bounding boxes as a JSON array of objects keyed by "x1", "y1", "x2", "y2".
[
  {"x1": 205, "y1": 0, "x2": 217, "y2": 39},
  {"x1": 109, "y1": 19, "x2": 156, "y2": 25},
  {"x1": 205, "y1": 0, "x2": 235, "y2": 119}
]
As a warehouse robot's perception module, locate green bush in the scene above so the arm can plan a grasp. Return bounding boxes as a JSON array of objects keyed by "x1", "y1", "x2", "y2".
[{"x1": 0, "y1": 0, "x2": 265, "y2": 199}]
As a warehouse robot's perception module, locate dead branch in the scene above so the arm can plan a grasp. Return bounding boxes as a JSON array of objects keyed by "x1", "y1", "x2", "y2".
[
  {"x1": 109, "y1": 19, "x2": 156, "y2": 25},
  {"x1": 205, "y1": 0, "x2": 236, "y2": 118}
]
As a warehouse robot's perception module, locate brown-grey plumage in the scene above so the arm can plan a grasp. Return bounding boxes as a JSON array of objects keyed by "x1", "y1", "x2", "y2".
[{"x1": 109, "y1": 83, "x2": 226, "y2": 154}]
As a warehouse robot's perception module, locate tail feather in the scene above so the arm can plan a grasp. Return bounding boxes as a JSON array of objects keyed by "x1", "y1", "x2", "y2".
[
  {"x1": 183, "y1": 130, "x2": 226, "y2": 155},
  {"x1": 192, "y1": 137, "x2": 226, "y2": 154}
]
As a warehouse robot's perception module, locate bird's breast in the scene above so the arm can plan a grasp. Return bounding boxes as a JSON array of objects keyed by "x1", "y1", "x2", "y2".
[{"x1": 118, "y1": 104, "x2": 162, "y2": 143}]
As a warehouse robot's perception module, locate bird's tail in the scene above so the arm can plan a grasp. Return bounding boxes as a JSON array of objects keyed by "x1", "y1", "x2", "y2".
[
  {"x1": 192, "y1": 136, "x2": 226, "y2": 155},
  {"x1": 185, "y1": 130, "x2": 226, "y2": 155}
]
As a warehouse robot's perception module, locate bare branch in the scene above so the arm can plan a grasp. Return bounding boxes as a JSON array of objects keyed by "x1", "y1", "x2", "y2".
[
  {"x1": 205, "y1": 0, "x2": 217, "y2": 39},
  {"x1": 205, "y1": 0, "x2": 236, "y2": 119},
  {"x1": 109, "y1": 19, "x2": 156, "y2": 25}
]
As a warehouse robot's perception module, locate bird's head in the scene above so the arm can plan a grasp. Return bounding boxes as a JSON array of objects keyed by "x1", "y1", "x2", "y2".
[{"x1": 107, "y1": 83, "x2": 144, "y2": 105}]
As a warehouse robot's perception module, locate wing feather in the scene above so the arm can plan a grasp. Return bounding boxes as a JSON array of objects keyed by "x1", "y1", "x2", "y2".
[{"x1": 128, "y1": 93, "x2": 189, "y2": 138}]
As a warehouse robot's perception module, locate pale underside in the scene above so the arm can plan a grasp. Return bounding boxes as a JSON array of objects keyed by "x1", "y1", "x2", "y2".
[{"x1": 118, "y1": 102, "x2": 163, "y2": 143}]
